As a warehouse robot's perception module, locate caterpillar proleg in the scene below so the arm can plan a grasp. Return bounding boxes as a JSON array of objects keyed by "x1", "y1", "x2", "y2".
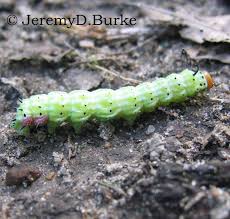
[{"x1": 11, "y1": 69, "x2": 214, "y2": 135}]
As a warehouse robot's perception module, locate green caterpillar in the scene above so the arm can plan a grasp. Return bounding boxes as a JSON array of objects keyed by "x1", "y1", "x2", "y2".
[{"x1": 11, "y1": 69, "x2": 214, "y2": 136}]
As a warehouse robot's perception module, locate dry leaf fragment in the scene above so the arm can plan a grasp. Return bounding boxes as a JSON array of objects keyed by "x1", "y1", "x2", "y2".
[
  {"x1": 180, "y1": 15, "x2": 230, "y2": 44},
  {"x1": 186, "y1": 46, "x2": 230, "y2": 64},
  {"x1": 139, "y1": 4, "x2": 230, "y2": 44}
]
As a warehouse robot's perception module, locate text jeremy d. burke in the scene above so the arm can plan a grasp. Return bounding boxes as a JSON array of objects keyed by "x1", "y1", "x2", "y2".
[{"x1": 21, "y1": 14, "x2": 137, "y2": 27}]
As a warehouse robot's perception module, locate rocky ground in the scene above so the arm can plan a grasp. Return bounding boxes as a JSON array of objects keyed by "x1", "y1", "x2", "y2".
[{"x1": 0, "y1": 0, "x2": 229, "y2": 218}]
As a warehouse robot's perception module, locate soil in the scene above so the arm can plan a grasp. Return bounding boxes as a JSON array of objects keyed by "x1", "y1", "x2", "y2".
[{"x1": 0, "y1": 0, "x2": 229, "y2": 218}]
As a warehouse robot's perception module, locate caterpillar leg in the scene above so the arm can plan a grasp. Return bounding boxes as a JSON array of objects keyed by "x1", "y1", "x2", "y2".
[
  {"x1": 48, "y1": 121, "x2": 58, "y2": 134},
  {"x1": 72, "y1": 122, "x2": 83, "y2": 134},
  {"x1": 20, "y1": 127, "x2": 30, "y2": 136},
  {"x1": 124, "y1": 115, "x2": 137, "y2": 126}
]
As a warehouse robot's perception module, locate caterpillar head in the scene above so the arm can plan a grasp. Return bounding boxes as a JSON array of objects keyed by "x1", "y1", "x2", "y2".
[{"x1": 204, "y1": 72, "x2": 214, "y2": 89}]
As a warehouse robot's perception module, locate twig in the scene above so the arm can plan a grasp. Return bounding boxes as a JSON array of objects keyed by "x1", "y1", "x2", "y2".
[
  {"x1": 71, "y1": 57, "x2": 121, "y2": 66},
  {"x1": 184, "y1": 192, "x2": 205, "y2": 211},
  {"x1": 209, "y1": 97, "x2": 230, "y2": 104},
  {"x1": 89, "y1": 63, "x2": 142, "y2": 85},
  {"x1": 97, "y1": 181, "x2": 126, "y2": 196},
  {"x1": 64, "y1": 41, "x2": 142, "y2": 85},
  {"x1": 99, "y1": 35, "x2": 157, "y2": 56}
]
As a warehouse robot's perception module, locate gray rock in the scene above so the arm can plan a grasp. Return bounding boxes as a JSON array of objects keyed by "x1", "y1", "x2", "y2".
[
  {"x1": 165, "y1": 136, "x2": 183, "y2": 152},
  {"x1": 146, "y1": 125, "x2": 156, "y2": 135}
]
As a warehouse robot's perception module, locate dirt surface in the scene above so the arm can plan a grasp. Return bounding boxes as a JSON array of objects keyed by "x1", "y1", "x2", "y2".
[{"x1": 0, "y1": 0, "x2": 229, "y2": 218}]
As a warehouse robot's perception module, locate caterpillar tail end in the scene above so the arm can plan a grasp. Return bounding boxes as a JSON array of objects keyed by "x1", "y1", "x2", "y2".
[{"x1": 204, "y1": 72, "x2": 214, "y2": 89}]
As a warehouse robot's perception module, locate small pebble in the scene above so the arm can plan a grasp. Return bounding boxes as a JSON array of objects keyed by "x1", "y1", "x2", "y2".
[
  {"x1": 5, "y1": 165, "x2": 41, "y2": 186},
  {"x1": 218, "y1": 148, "x2": 230, "y2": 160},
  {"x1": 45, "y1": 171, "x2": 56, "y2": 181},
  {"x1": 146, "y1": 125, "x2": 155, "y2": 135},
  {"x1": 104, "y1": 142, "x2": 112, "y2": 149},
  {"x1": 52, "y1": 152, "x2": 64, "y2": 166},
  {"x1": 79, "y1": 39, "x2": 95, "y2": 48}
]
